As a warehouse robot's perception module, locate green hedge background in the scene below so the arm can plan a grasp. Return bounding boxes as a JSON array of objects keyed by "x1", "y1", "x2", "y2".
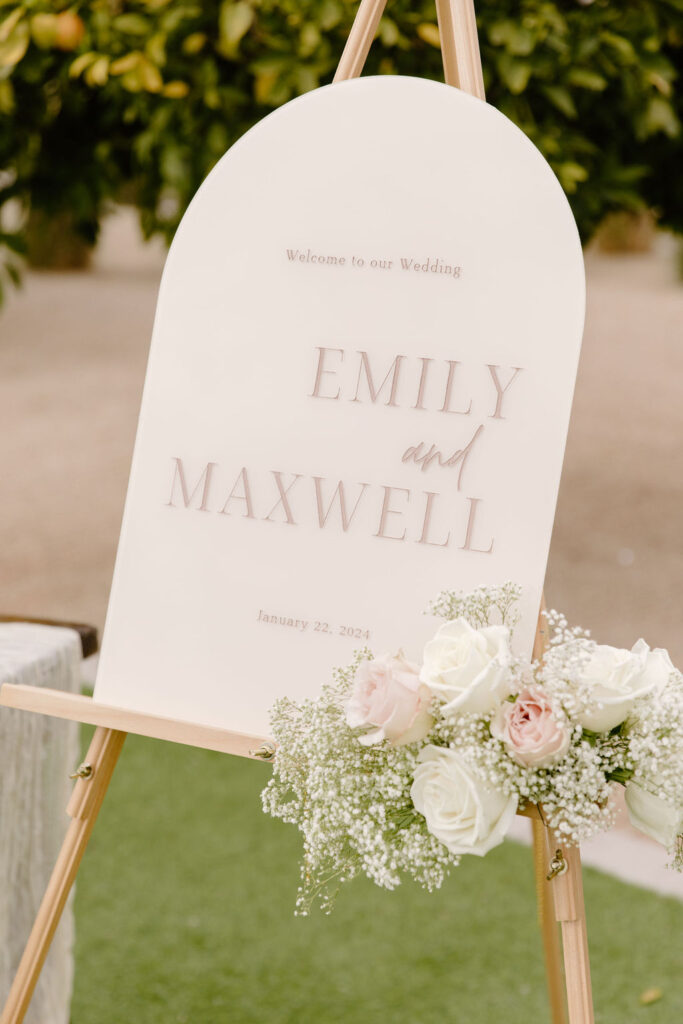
[{"x1": 0, "y1": 0, "x2": 681, "y2": 297}]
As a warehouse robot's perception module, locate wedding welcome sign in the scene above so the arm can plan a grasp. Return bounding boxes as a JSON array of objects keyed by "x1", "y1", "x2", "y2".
[{"x1": 94, "y1": 75, "x2": 585, "y2": 738}]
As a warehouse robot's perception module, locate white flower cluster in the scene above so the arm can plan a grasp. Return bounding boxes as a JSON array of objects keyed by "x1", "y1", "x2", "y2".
[
  {"x1": 426, "y1": 581, "x2": 521, "y2": 631},
  {"x1": 262, "y1": 651, "x2": 455, "y2": 914},
  {"x1": 262, "y1": 586, "x2": 683, "y2": 913}
]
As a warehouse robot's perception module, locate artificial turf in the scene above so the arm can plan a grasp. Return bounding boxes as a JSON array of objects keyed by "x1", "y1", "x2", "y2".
[{"x1": 71, "y1": 728, "x2": 683, "y2": 1024}]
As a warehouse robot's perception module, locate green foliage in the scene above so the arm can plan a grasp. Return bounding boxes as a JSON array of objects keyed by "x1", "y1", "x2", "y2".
[{"x1": 0, "y1": 0, "x2": 681, "y2": 295}]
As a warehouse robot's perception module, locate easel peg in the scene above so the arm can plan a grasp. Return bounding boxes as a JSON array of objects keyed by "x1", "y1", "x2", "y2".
[
  {"x1": 69, "y1": 762, "x2": 93, "y2": 780},
  {"x1": 546, "y1": 849, "x2": 568, "y2": 881},
  {"x1": 249, "y1": 742, "x2": 276, "y2": 761}
]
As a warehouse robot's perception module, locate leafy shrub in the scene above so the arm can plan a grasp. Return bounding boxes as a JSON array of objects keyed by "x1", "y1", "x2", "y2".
[{"x1": 0, "y1": 0, "x2": 681, "y2": 295}]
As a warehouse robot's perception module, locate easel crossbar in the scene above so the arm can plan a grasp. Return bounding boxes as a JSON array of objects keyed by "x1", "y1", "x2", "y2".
[{"x1": 0, "y1": 684, "x2": 268, "y2": 759}]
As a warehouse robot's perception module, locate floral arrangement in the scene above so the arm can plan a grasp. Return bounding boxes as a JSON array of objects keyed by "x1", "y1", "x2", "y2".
[{"x1": 262, "y1": 584, "x2": 683, "y2": 914}]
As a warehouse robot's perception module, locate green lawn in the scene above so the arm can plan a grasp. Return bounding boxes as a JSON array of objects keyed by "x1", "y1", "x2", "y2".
[{"x1": 71, "y1": 728, "x2": 683, "y2": 1024}]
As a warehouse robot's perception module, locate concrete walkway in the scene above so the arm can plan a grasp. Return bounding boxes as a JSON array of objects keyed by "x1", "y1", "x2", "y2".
[{"x1": 1, "y1": 209, "x2": 682, "y2": 897}]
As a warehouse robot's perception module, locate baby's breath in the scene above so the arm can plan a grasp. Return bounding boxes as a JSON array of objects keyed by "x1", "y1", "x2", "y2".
[
  {"x1": 427, "y1": 581, "x2": 522, "y2": 631},
  {"x1": 262, "y1": 587, "x2": 683, "y2": 912},
  {"x1": 262, "y1": 649, "x2": 456, "y2": 914}
]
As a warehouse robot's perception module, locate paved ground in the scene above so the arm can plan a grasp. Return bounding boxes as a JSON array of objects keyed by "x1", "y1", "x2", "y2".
[{"x1": 1, "y1": 209, "x2": 682, "y2": 895}]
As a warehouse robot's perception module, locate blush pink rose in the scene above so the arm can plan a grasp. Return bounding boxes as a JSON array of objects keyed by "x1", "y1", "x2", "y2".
[
  {"x1": 491, "y1": 686, "x2": 570, "y2": 768},
  {"x1": 346, "y1": 654, "x2": 434, "y2": 746}
]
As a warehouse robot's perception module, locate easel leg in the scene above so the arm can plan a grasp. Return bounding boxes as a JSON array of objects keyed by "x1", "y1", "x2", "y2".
[
  {"x1": 1, "y1": 726, "x2": 126, "y2": 1024},
  {"x1": 550, "y1": 840, "x2": 595, "y2": 1024},
  {"x1": 530, "y1": 606, "x2": 569, "y2": 1022},
  {"x1": 533, "y1": 819, "x2": 567, "y2": 1024}
]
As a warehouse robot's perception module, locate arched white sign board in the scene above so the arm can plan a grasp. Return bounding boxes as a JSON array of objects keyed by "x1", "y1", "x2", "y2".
[{"x1": 95, "y1": 76, "x2": 584, "y2": 738}]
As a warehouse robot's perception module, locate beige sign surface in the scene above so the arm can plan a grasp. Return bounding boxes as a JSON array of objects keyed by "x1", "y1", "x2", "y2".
[{"x1": 95, "y1": 76, "x2": 585, "y2": 737}]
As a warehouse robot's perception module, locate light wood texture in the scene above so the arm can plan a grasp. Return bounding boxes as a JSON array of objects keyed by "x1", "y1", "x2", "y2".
[
  {"x1": 533, "y1": 818, "x2": 568, "y2": 1024},
  {"x1": 0, "y1": 684, "x2": 269, "y2": 760},
  {"x1": 517, "y1": 802, "x2": 542, "y2": 820},
  {"x1": 333, "y1": 0, "x2": 388, "y2": 82},
  {"x1": 531, "y1": 598, "x2": 568, "y2": 1024},
  {"x1": 335, "y1": 0, "x2": 486, "y2": 99},
  {"x1": 551, "y1": 841, "x2": 595, "y2": 1024},
  {"x1": 0, "y1": 727, "x2": 125, "y2": 1024},
  {"x1": 434, "y1": 0, "x2": 485, "y2": 97}
]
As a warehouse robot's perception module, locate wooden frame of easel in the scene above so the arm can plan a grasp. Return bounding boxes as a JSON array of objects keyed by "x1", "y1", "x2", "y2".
[{"x1": 0, "y1": 3, "x2": 594, "y2": 1022}]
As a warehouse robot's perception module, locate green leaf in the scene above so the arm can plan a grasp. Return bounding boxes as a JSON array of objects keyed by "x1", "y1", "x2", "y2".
[
  {"x1": 113, "y1": 14, "x2": 151, "y2": 36},
  {"x1": 162, "y1": 80, "x2": 189, "y2": 99},
  {"x1": 542, "y1": 85, "x2": 577, "y2": 119},
  {"x1": 489, "y1": 19, "x2": 512, "y2": 47},
  {"x1": 600, "y1": 31, "x2": 636, "y2": 62},
  {"x1": 509, "y1": 25, "x2": 536, "y2": 56},
  {"x1": 498, "y1": 55, "x2": 532, "y2": 95},
  {"x1": 249, "y1": 55, "x2": 289, "y2": 76},
  {"x1": 642, "y1": 96, "x2": 680, "y2": 139},
  {"x1": 160, "y1": 145, "x2": 189, "y2": 187},
  {"x1": 253, "y1": 70, "x2": 276, "y2": 105},
  {"x1": 206, "y1": 122, "x2": 229, "y2": 155},
  {"x1": 159, "y1": 3, "x2": 201, "y2": 34},
  {"x1": 0, "y1": 18, "x2": 28, "y2": 67},
  {"x1": 489, "y1": 19, "x2": 536, "y2": 55},
  {"x1": 0, "y1": 76, "x2": 13, "y2": 113},
  {"x1": 110, "y1": 52, "x2": 142, "y2": 75},
  {"x1": 218, "y1": 1, "x2": 254, "y2": 57},
  {"x1": 646, "y1": 72, "x2": 672, "y2": 98},
  {"x1": 85, "y1": 56, "x2": 110, "y2": 87},
  {"x1": 318, "y1": 0, "x2": 342, "y2": 32},
  {"x1": 182, "y1": 32, "x2": 206, "y2": 55},
  {"x1": 298, "y1": 24, "x2": 320, "y2": 58},
  {"x1": 145, "y1": 32, "x2": 167, "y2": 67},
  {"x1": 379, "y1": 17, "x2": 400, "y2": 48},
  {"x1": 505, "y1": 25, "x2": 536, "y2": 56},
  {"x1": 0, "y1": 7, "x2": 23, "y2": 44},
  {"x1": 203, "y1": 86, "x2": 221, "y2": 109},
  {"x1": 575, "y1": 37, "x2": 599, "y2": 62},
  {"x1": 294, "y1": 64, "x2": 318, "y2": 94},
  {"x1": 416, "y1": 24, "x2": 440, "y2": 50},
  {"x1": 557, "y1": 161, "x2": 589, "y2": 193},
  {"x1": 70, "y1": 51, "x2": 98, "y2": 77},
  {"x1": 567, "y1": 68, "x2": 608, "y2": 91},
  {"x1": 137, "y1": 56, "x2": 163, "y2": 93}
]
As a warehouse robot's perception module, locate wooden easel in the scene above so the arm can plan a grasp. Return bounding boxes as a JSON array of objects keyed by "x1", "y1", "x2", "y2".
[{"x1": 0, "y1": 3, "x2": 593, "y2": 1022}]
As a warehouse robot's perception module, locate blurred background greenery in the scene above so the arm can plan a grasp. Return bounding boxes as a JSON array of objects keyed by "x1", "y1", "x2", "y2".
[{"x1": 0, "y1": 0, "x2": 681, "y2": 302}]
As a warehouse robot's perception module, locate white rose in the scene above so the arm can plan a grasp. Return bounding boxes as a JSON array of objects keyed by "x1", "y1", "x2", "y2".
[
  {"x1": 420, "y1": 618, "x2": 511, "y2": 716},
  {"x1": 410, "y1": 745, "x2": 517, "y2": 857},
  {"x1": 625, "y1": 779, "x2": 682, "y2": 850},
  {"x1": 576, "y1": 640, "x2": 673, "y2": 733}
]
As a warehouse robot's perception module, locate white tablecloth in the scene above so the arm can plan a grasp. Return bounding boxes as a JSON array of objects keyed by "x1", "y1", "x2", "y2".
[{"x1": 0, "y1": 623, "x2": 81, "y2": 1024}]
